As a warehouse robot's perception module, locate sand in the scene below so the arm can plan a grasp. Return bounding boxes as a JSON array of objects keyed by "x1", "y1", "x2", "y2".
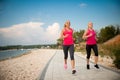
[{"x1": 0, "y1": 49, "x2": 56, "y2": 80}]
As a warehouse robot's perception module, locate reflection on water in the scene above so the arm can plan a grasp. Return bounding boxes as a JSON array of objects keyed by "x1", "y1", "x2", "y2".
[{"x1": 0, "y1": 49, "x2": 30, "y2": 61}]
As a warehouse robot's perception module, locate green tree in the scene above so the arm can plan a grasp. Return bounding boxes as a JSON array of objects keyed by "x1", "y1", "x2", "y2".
[
  {"x1": 56, "y1": 38, "x2": 63, "y2": 46},
  {"x1": 98, "y1": 25, "x2": 119, "y2": 43},
  {"x1": 115, "y1": 25, "x2": 120, "y2": 35},
  {"x1": 73, "y1": 30, "x2": 84, "y2": 44}
]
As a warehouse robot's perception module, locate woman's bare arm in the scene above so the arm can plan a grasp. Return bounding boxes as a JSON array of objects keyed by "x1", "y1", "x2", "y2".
[
  {"x1": 60, "y1": 28, "x2": 68, "y2": 39},
  {"x1": 82, "y1": 30, "x2": 92, "y2": 40}
]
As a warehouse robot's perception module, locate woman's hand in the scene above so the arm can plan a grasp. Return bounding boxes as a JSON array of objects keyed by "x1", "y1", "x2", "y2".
[
  {"x1": 60, "y1": 34, "x2": 69, "y2": 39},
  {"x1": 63, "y1": 34, "x2": 69, "y2": 38},
  {"x1": 82, "y1": 36, "x2": 87, "y2": 40},
  {"x1": 95, "y1": 36, "x2": 98, "y2": 41}
]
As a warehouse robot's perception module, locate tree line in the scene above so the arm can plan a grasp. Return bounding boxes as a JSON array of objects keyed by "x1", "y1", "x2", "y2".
[
  {"x1": 0, "y1": 44, "x2": 57, "y2": 50},
  {"x1": 57, "y1": 25, "x2": 120, "y2": 45}
]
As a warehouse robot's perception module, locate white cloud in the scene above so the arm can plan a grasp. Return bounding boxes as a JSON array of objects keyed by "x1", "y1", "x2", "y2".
[
  {"x1": 0, "y1": 22, "x2": 60, "y2": 46},
  {"x1": 80, "y1": 3, "x2": 87, "y2": 7}
]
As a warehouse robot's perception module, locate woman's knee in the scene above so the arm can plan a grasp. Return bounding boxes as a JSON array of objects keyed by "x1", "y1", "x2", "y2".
[
  {"x1": 70, "y1": 56, "x2": 74, "y2": 60},
  {"x1": 64, "y1": 55, "x2": 68, "y2": 59},
  {"x1": 86, "y1": 55, "x2": 90, "y2": 59},
  {"x1": 95, "y1": 53, "x2": 98, "y2": 56}
]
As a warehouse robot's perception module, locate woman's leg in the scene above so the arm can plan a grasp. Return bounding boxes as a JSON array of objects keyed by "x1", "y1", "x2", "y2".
[
  {"x1": 69, "y1": 44, "x2": 76, "y2": 74},
  {"x1": 86, "y1": 45, "x2": 91, "y2": 69},
  {"x1": 63, "y1": 45, "x2": 69, "y2": 69},
  {"x1": 86, "y1": 45, "x2": 91, "y2": 65},
  {"x1": 92, "y1": 44, "x2": 98, "y2": 64},
  {"x1": 69, "y1": 45, "x2": 75, "y2": 69},
  {"x1": 92, "y1": 44, "x2": 99, "y2": 69}
]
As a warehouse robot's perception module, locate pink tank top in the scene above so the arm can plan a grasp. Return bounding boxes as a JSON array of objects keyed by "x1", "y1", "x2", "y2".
[
  {"x1": 86, "y1": 29, "x2": 96, "y2": 45},
  {"x1": 63, "y1": 28, "x2": 74, "y2": 45}
]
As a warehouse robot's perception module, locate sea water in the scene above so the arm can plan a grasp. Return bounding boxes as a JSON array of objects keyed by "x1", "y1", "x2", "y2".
[{"x1": 0, "y1": 49, "x2": 30, "y2": 61}]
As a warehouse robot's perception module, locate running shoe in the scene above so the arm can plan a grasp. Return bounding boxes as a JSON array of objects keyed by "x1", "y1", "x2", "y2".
[
  {"x1": 72, "y1": 70, "x2": 76, "y2": 74},
  {"x1": 94, "y1": 64, "x2": 99, "y2": 69},
  {"x1": 64, "y1": 64, "x2": 67, "y2": 69},
  {"x1": 87, "y1": 64, "x2": 90, "y2": 69}
]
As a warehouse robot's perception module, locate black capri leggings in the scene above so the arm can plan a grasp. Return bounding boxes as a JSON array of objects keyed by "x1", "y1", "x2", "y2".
[
  {"x1": 63, "y1": 44, "x2": 74, "y2": 60},
  {"x1": 86, "y1": 44, "x2": 98, "y2": 59}
]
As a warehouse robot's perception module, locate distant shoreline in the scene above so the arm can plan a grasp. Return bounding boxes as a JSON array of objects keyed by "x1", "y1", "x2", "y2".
[{"x1": 0, "y1": 49, "x2": 17, "y2": 52}]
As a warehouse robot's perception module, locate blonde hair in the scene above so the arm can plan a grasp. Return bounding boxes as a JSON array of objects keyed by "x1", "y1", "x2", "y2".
[
  {"x1": 87, "y1": 22, "x2": 93, "y2": 29},
  {"x1": 64, "y1": 20, "x2": 70, "y2": 28}
]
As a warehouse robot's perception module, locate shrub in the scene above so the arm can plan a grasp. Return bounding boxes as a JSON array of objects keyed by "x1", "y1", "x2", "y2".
[{"x1": 112, "y1": 46, "x2": 120, "y2": 69}]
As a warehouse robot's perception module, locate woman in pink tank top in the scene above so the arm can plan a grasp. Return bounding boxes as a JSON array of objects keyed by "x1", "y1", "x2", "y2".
[
  {"x1": 60, "y1": 20, "x2": 76, "y2": 74},
  {"x1": 63, "y1": 26, "x2": 74, "y2": 45},
  {"x1": 82, "y1": 22, "x2": 99, "y2": 69}
]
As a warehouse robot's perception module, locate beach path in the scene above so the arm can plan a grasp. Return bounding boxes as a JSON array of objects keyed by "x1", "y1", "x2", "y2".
[{"x1": 38, "y1": 50, "x2": 120, "y2": 80}]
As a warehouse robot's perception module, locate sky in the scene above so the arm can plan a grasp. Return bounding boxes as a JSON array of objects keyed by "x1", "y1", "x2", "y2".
[{"x1": 0, "y1": 0, "x2": 120, "y2": 46}]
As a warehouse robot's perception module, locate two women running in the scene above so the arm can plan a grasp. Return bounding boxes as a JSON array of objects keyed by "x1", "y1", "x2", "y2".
[{"x1": 60, "y1": 21, "x2": 99, "y2": 74}]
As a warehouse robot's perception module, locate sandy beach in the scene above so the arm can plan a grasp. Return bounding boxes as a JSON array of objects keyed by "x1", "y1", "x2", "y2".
[{"x1": 0, "y1": 49, "x2": 56, "y2": 80}]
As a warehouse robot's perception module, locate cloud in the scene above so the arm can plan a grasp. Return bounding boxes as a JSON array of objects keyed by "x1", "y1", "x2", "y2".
[
  {"x1": 79, "y1": 3, "x2": 87, "y2": 7},
  {"x1": 0, "y1": 22, "x2": 60, "y2": 46}
]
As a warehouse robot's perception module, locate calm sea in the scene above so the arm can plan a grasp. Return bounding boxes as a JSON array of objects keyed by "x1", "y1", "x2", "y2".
[{"x1": 0, "y1": 49, "x2": 30, "y2": 61}]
